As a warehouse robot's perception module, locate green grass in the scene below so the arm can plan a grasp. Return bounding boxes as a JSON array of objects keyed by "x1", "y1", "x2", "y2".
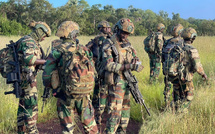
[{"x1": 0, "y1": 36, "x2": 215, "y2": 133}]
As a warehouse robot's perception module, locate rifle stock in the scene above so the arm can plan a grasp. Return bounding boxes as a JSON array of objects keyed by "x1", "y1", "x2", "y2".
[{"x1": 123, "y1": 70, "x2": 151, "y2": 116}]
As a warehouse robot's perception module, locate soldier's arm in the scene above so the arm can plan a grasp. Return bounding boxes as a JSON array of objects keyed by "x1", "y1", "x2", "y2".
[
  {"x1": 156, "y1": 33, "x2": 164, "y2": 54},
  {"x1": 18, "y1": 40, "x2": 39, "y2": 66},
  {"x1": 42, "y1": 49, "x2": 62, "y2": 87},
  {"x1": 190, "y1": 48, "x2": 206, "y2": 77}
]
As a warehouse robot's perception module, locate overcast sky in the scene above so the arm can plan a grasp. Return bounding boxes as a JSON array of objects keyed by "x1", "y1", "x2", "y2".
[{"x1": 2, "y1": 0, "x2": 215, "y2": 20}]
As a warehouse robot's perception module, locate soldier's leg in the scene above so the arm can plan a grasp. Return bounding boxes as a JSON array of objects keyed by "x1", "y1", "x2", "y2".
[
  {"x1": 79, "y1": 95, "x2": 98, "y2": 133},
  {"x1": 153, "y1": 56, "x2": 161, "y2": 80},
  {"x1": 180, "y1": 81, "x2": 194, "y2": 113},
  {"x1": 117, "y1": 86, "x2": 130, "y2": 134},
  {"x1": 57, "y1": 99, "x2": 76, "y2": 133},
  {"x1": 105, "y1": 79, "x2": 126, "y2": 134},
  {"x1": 95, "y1": 84, "x2": 108, "y2": 125},
  {"x1": 92, "y1": 78, "x2": 100, "y2": 109},
  {"x1": 163, "y1": 77, "x2": 172, "y2": 106},
  {"x1": 172, "y1": 80, "x2": 186, "y2": 112},
  {"x1": 149, "y1": 54, "x2": 155, "y2": 82},
  {"x1": 17, "y1": 86, "x2": 38, "y2": 134}
]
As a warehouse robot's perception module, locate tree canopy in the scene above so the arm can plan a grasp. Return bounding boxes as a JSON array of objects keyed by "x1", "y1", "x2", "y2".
[{"x1": 0, "y1": 0, "x2": 215, "y2": 36}]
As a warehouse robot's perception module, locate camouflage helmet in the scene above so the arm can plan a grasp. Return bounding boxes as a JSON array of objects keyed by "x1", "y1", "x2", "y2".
[
  {"x1": 181, "y1": 27, "x2": 197, "y2": 39},
  {"x1": 157, "y1": 23, "x2": 165, "y2": 31},
  {"x1": 28, "y1": 20, "x2": 51, "y2": 37},
  {"x1": 55, "y1": 21, "x2": 79, "y2": 38},
  {"x1": 115, "y1": 18, "x2": 134, "y2": 34},
  {"x1": 171, "y1": 24, "x2": 184, "y2": 37},
  {"x1": 97, "y1": 21, "x2": 111, "y2": 30}
]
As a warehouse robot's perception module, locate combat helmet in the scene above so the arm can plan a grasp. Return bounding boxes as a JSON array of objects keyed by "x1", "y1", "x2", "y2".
[
  {"x1": 115, "y1": 18, "x2": 134, "y2": 34},
  {"x1": 97, "y1": 21, "x2": 111, "y2": 30},
  {"x1": 181, "y1": 27, "x2": 197, "y2": 40},
  {"x1": 157, "y1": 23, "x2": 165, "y2": 31},
  {"x1": 171, "y1": 24, "x2": 184, "y2": 37},
  {"x1": 28, "y1": 20, "x2": 51, "y2": 37},
  {"x1": 56, "y1": 21, "x2": 79, "y2": 39}
]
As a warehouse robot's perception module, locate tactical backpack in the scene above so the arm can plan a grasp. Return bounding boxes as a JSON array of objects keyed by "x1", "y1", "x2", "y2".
[
  {"x1": 56, "y1": 43, "x2": 95, "y2": 97},
  {"x1": 162, "y1": 38, "x2": 185, "y2": 81},
  {"x1": 143, "y1": 32, "x2": 157, "y2": 53},
  {"x1": 0, "y1": 41, "x2": 19, "y2": 78}
]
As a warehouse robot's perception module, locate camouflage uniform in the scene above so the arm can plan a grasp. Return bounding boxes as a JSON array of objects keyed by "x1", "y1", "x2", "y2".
[
  {"x1": 102, "y1": 18, "x2": 143, "y2": 134},
  {"x1": 171, "y1": 28, "x2": 207, "y2": 112},
  {"x1": 42, "y1": 21, "x2": 98, "y2": 134},
  {"x1": 86, "y1": 21, "x2": 112, "y2": 125},
  {"x1": 148, "y1": 23, "x2": 165, "y2": 83},
  {"x1": 162, "y1": 24, "x2": 184, "y2": 106},
  {"x1": 17, "y1": 21, "x2": 51, "y2": 134}
]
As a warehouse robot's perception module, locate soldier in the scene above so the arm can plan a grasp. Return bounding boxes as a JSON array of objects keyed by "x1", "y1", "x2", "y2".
[
  {"x1": 102, "y1": 18, "x2": 143, "y2": 133},
  {"x1": 148, "y1": 23, "x2": 165, "y2": 83},
  {"x1": 86, "y1": 20, "x2": 112, "y2": 126},
  {"x1": 162, "y1": 24, "x2": 184, "y2": 107},
  {"x1": 171, "y1": 27, "x2": 207, "y2": 112},
  {"x1": 17, "y1": 21, "x2": 51, "y2": 134},
  {"x1": 42, "y1": 21, "x2": 98, "y2": 133}
]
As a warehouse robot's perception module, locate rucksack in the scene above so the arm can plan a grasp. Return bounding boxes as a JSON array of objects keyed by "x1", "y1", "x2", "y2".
[
  {"x1": 162, "y1": 38, "x2": 185, "y2": 81},
  {"x1": 143, "y1": 32, "x2": 157, "y2": 53},
  {"x1": 56, "y1": 43, "x2": 95, "y2": 96},
  {"x1": 0, "y1": 41, "x2": 19, "y2": 78}
]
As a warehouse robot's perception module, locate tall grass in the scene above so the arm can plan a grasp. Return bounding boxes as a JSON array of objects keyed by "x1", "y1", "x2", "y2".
[{"x1": 0, "y1": 35, "x2": 215, "y2": 133}]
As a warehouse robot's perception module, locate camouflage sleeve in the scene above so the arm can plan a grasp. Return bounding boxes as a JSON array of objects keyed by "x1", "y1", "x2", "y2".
[
  {"x1": 18, "y1": 40, "x2": 38, "y2": 65},
  {"x1": 83, "y1": 46, "x2": 95, "y2": 67},
  {"x1": 42, "y1": 49, "x2": 62, "y2": 87},
  {"x1": 103, "y1": 42, "x2": 122, "y2": 74},
  {"x1": 190, "y1": 48, "x2": 205, "y2": 76},
  {"x1": 156, "y1": 33, "x2": 164, "y2": 54}
]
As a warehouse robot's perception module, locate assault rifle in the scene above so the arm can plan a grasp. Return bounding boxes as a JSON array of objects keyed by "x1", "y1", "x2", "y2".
[
  {"x1": 41, "y1": 87, "x2": 51, "y2": 113},
  {"x1": 4, "y1": 40, "x2": 22, "y2": 98},
  {"x1": 123, "y1": 70, "x2": 151, "y2": 116}
]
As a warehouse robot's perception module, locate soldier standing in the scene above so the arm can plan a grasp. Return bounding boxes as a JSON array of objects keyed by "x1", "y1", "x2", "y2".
[
  {"x1": 148, "y1": 23, "x2": 165, "y2": 83},
  {"x1": 171, "y1": 27, "x2": 207, "y2": 112},
  {"x1": 17, "y1": 21, "x2": 51, "y2": 134},
  {"x1": 42, "y1": 21, "x2": 98, "y2": 133},
  {"x1": 162, "y1": 24, "x2": 184, "y2": 107},
  {"x1": 86, "y1": 21, "x2": 112, "y2": 126},
  {"x1": 102, "y1": 18, "x2": 143, "y2": 134}
]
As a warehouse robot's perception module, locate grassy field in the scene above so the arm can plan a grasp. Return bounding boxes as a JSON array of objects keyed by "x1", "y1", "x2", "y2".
[{"x1": 0, "y1": 35, "x2": 215, "y2": 133}]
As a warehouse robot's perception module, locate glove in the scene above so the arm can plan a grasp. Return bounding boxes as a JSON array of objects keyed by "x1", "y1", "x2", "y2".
[
  {"x1": 130, "y1": 62, "x2": 144, "y2": 72},
  {"x1": 202, "y1": 74, "x2": 208, "y2": 81}
]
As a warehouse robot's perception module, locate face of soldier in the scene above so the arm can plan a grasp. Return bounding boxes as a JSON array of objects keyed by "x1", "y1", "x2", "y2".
[
  {"x1": 102, "y1": 27, "x2": 109, "y2": 34},
  {"x1": 117, "y1": 30, "x2": 130, "y2": 42}
]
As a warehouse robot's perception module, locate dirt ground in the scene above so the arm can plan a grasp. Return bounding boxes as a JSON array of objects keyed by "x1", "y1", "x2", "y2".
[{"x1": 37, "y1": 114, "x2": 142, "y2": 134}]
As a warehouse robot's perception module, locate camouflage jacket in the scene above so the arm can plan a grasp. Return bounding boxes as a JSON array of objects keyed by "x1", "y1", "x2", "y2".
[
  {"x1": 102, "y1": 34, "x2": 138, "y2": 77},
  {"x1": 17, "y1": 35, "x2": 43, "y2": 88},
  {"x1": 43, "y1": 42, "x2": 94, "y2": 88},
  {"x1": 155, "y1": 31, "x2": 165, "y2": 55},
  {"x1": 183, "y1": 43, "x2": 205, "y2": 80}
]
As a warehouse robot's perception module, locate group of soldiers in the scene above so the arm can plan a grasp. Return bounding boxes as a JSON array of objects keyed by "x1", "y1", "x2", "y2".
[
  {"x1": 147, "y1": 23, "x2": 207, "y2": 112},
  {"x1": 2, "y1": 17, "x2": 207, "y2": 134}
]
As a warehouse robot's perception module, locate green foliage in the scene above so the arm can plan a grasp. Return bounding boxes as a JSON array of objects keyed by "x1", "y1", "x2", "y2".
[{"x1": 0, "y1": 0, "x2": 215, "y2": 36}]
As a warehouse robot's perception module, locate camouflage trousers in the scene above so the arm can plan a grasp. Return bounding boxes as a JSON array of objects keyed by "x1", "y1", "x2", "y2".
[
  {"x1": 57, "y1": 95, "x2": 98, "y2": 134},
  {"x1": 92, "y1": 79, "x2": 109, "y2": 125},
  {"x1": 172, "y1": 79, "x2": 194, "y2": 113},
  {"x1": 17, "y1": 85, "x2": 38, "y2": 134},
  {"x1": 105, "y1": 78, "x2": 130, "y2": 134},
  {"x1": 163, "y1": 76, "x2": 172, "y2": 106},
  {"x1": 148, "y1": 53, "x2": 161, "y2": 83}
]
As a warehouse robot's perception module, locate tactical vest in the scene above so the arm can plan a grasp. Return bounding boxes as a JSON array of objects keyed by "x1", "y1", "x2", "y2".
[{"x1": 56, "y1": 43, "x2": 95, "y2": 96}]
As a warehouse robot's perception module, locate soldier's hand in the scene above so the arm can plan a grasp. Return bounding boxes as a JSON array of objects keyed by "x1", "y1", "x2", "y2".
[
  {"x1": 130, "y1": 62, "x2": 144, "y2": 72},
  {"x1": 202, "y1": 74, "x2": 208, "y2": 81}
]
